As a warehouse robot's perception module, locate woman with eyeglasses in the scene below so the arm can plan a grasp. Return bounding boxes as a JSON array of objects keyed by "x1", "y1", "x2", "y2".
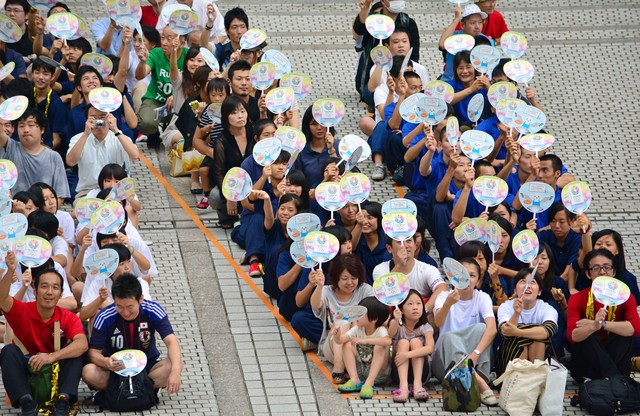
[{"x1": 566, "y1": 249, "x2": 640, "y2": 384}]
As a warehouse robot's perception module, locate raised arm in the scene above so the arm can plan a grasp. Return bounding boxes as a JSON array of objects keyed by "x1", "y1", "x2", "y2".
[
  {"x1": 438, "y1": 7, "x2": 462, "y2": 50},
  {"x1": 0, "y1": 251, "x2": 17, "y2": 313},
  {"x1": 135, "y1": 47, "x2": 151, "y2": 80},
  {"x1": 512, "y1": 157, "x2": 539, "y2": 211},
  {"x1": 436, "y1": 163, "x2": 455, "y2": 203},
  {"x1": 96, "y1": 19, "x2": 117, "y2": 53},
  {"x1": 451, "y1": 167, "x2": 474, "y2": 226},
  {"x1": 309, "y1": 269, "x2": 325, "y2": 310},
  {"x1": 66, "y1": 122, "x2": 93, "y2": 166},
  {"x1": 434, "y1": 289, "x2": 458, "y2": 328},
  {"x1": 169, "y1": 39, "x2": 181, "y2": 83},
  {"x1": 113, "y1": 26, "x2": 132, "y2": 93},
  {"x1": 254, "y1": 190, "x2": 274, "y2": 231},
  {"x1": 418, "y1": 130, "x2": 437, "y2": 177}
]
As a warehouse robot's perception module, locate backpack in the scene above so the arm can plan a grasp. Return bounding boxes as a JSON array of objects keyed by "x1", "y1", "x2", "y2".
[
  {"x1": 575, "y1": 375, "x2": 640, "y2": 416},
  {"x1": 104, "y1": 371, "x2": 158, "y2": 412},
  {"x1": 442, "y1": 358, "x2": 481, "y2": 412}
]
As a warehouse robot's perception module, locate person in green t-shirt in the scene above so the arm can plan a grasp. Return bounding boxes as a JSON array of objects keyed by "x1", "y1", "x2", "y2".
[{"x1": 135, "y1": 26, "x2": 187, "y2": 148}]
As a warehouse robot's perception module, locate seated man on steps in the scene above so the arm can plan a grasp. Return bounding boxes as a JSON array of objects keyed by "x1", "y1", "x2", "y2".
[
  {"x1": 0, "y1": 252, "x2": 88, "y2": 416},
  {"x1": 82, "y1": 273, "x2": 183, "y2": 398}
]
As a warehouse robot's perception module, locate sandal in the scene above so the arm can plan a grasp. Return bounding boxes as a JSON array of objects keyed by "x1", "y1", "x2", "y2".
[
  {"x1": 392, "y1": 388, "x2": 409, "y2": 403},
  {"x1": 338, "y1": 379, "x2": 364, "y2": 393},
  {"x1": 332, "y1": 372, "x2": 347, "y2": 384},
  {"x1": 413, "y1": 388, "x2": 429, "y2": 401}
]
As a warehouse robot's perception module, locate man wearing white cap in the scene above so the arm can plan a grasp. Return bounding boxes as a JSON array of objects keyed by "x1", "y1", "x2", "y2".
[{"x1": 438, "y1": 3, "x2": 490, "y2": 82}]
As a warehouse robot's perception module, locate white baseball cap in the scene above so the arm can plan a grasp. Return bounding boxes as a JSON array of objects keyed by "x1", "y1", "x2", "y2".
[{"x1": 461, "y1": 4, "x2": 488, "y2": 20}]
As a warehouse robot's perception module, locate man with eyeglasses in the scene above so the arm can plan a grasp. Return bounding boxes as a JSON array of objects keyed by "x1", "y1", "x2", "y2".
[
  {"x1": 566, "y1": 249, "x2": 640, "y2": 384},
  {"x1": 3, "y1": 0, "x2": 38, "y2": 64}
]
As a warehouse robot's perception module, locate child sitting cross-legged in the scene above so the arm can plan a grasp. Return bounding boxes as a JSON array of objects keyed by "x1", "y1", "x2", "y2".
[
  {"x1": 335, "y1": 297, "x2": 392, "y2": 399},
  {"x1": 388, "y1": 289, "x2": 435, "y2": 403}
]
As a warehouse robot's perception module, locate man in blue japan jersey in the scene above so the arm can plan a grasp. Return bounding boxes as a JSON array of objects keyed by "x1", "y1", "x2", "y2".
[{"x1": 82, "y1": 274, "x2": 184, "y2": 396}]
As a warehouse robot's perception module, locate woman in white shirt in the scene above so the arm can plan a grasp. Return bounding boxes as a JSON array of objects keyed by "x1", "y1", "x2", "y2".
[
  {"x1": 433, "y1": 257, "x2": 498, "y2": 406},
  {"x1": 496, "y1": 269, "x2": 558, "y2": 376}
]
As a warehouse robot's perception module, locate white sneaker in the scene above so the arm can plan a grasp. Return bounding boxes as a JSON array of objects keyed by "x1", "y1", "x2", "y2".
[{"x1": 372, "y1": 165, "x2": 386, "y2": 181}]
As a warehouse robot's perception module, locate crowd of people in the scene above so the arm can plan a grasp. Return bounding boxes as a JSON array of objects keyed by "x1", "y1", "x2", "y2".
[{"x1": 0, "y1": 0, "x2": 634, "y2": 413}]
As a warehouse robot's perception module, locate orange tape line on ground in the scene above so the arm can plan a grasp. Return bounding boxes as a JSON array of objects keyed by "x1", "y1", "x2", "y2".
[
  {"x1": 342, "y1": 393, "x2": 578, "y2": 399},
  {"x1": 138, "y1": 152, "x2": 339, "y2": 389},
  {"x1": 393, "y1": 183, "x2": 405, "y2": 198}
]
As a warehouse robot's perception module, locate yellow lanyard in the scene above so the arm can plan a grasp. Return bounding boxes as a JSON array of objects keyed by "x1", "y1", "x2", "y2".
[
  {"x1": 34, "y1": 87, "x2": 51, "y2": 117},
  {"x1": 587, "y1": 289, "x2": 617, "y2": 321}
]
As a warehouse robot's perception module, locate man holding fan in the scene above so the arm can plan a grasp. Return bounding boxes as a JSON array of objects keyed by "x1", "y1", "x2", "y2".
[
  {"x1": 135, "y1": 25, "x2": 187, "y2": 148},
  {"x1": 0, "y1": 252, "x2": 88, "y2": 416},
  {"x1": 567, "y1": 249, "x2": 640, "y2": 383},
  {"x1": 82, "y1": 274, "x2": 184, "y2": 398}
]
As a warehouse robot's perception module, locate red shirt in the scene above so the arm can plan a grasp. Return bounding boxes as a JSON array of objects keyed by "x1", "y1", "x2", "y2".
[
  {"x1": 566, "y1": 287, "x2": 640, "y2": 345},
  {"x1": 140, "y1": 6, "x2": 159, "y2": 28},
  {"x1": 455, "y1": 10, "x2": 509, "y2": 43},
  {"x1": 4, "y1": 300, "x2": 85, "y2": 355}
]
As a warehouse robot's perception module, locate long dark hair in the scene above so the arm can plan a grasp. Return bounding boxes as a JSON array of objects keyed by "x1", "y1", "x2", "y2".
[
  {"x1": 181, "y1": 46, "x2": 203, "y2": 98},
  {"x1": 278, "y1": 194, "x2": 304, "y2": 216},
  {"x1": 301, "y1": 105, "x2": 335, "y2": 143},
  {"x1": 537, "y1": 242, "x2": 557, "y2": 295},
  {"x1": 360, "y1": 201, "x2": 383, "y2": 234},
  {"x1": 591, "y1": 229, "x2": 627, "y2": 277},
  {"x1": 285, "y1": 169, "x2": 310, "y2": 210}
]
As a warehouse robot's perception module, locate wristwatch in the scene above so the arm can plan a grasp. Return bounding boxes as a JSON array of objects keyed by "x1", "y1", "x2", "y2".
[
  {"x1": 115, "y1": 130, "x2": 123, "y2": 137},
  {"x1": 600, "y1": 320, "x2": 607, "y2": 330},
  {"x1": 473, "y1": 349, "x2": 481, "y2": 355}
]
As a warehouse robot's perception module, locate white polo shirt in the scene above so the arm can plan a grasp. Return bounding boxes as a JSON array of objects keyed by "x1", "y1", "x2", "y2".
[{"x1": 68, "y1": 131, "x2": 132, "y2": 194}]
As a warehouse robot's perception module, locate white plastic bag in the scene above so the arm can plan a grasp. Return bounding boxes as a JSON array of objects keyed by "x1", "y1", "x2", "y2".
[{"x1": 538, "y1": 357, "x2": 567, "y2": 416}]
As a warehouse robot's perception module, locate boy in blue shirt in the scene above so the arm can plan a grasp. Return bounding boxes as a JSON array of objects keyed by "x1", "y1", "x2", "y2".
[
  {"x1": 438, "y1": 4, "x2": 489, "y2": 82},
  {"x1": 82, "y1": 274, "x2": 184, "y2": 396},
  {"x1": 32, "y1": 58, "x2": 68, "y2": 153},
  {"x1": 512, "y1": 153, "x2": 564, "y2": 230}
]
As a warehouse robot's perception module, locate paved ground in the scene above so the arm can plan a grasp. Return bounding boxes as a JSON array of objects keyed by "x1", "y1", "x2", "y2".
[{"x1": 1, "y1": 0, "x2": 639, "y2": 414}]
